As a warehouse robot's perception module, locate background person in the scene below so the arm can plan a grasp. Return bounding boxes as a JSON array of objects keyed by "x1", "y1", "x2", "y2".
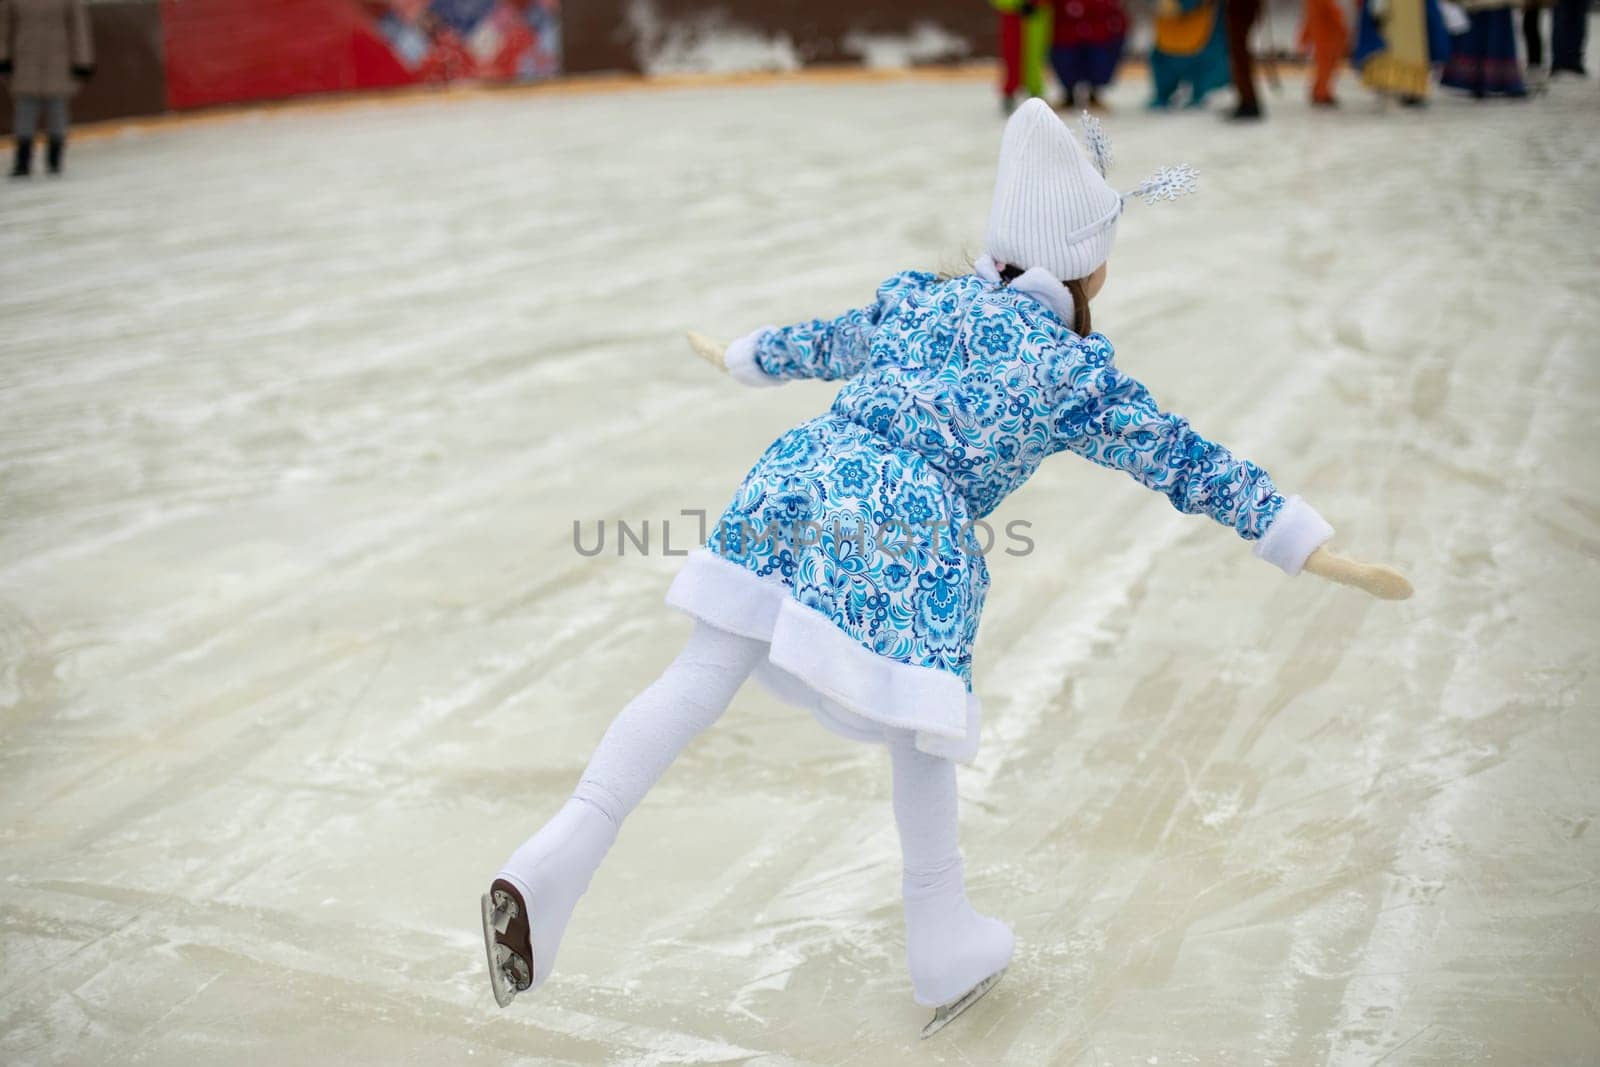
[
  {"x1": 0, "y1": 0, "x2": 94, "y2": 178},
  {"x1": 1301, "y1": 0, "x2": 1352, "y2": 104},
  {"x1": 1548, "y1": 0, "x2": 1589, "y2": 75},
  {"x1": 1149, "y1": 0, "x2": 1232, "y2": 109},
  {"x1": 1225, "y1": 0, "x2": 1267, "y2": 119},
  {"x1": 1521, "y1": 0, "x2": 1555, "y2": 86},
  {"x1": 1050, "y1": 0, "x2": 1129, "y2": 111},
  {"x1": 1442, "y1": 0, "x2": 1529, "y2": 96},
  {"x1": 1352, "y1": 0, "x2": 1452, "y2": 104},
  {"x1": 991, "y1": 0, "x2": 1055, "y2": 113}
]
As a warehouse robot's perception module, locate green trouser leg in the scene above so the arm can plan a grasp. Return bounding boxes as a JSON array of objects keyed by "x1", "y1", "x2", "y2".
[{"x1": 1021, "y1": 7, "x2": 1054, "y2": 98}]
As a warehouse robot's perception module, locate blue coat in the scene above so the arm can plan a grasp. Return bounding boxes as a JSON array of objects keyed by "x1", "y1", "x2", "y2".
[{"x1": 667, "y1": 261, "x2": 1306, "y2": 760}]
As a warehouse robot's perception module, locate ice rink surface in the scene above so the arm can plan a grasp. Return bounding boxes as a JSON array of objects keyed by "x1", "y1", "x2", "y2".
[{"x1": 2, "y1": 58, "x2": 1599, "y2": 1066}]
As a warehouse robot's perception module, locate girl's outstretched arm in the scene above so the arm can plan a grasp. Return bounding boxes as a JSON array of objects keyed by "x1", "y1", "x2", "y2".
[
  {"x1": 1057, "y1": 354, "x2": 1410, "y2": 597},
  {"x1": 687, "y1": 271, "x2": 938, "y2": 387}
]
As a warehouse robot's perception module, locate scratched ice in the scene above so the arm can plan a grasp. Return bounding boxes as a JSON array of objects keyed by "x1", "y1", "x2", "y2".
[{"x1": 1, "y1": 63, "x2": 1597, "y2": 1065}]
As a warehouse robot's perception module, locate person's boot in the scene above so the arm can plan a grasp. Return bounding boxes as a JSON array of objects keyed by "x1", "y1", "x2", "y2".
[
  {"x1": 9, "y1": 138, "x2": 32, "y2": 178},
  {"x1": 46, "y1": 136, "x2": 65, "y2": 176},
  {"x1": 1227, "y1": 99, "x2": 1264, "y2": 120}
]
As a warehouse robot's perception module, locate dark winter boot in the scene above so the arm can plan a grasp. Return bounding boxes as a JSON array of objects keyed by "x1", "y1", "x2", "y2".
[
  {"x1": 9, "y1": 138, "x2": 32, "y2": 178},
  {"x1": 46, "y1": 137, "x2": 65, "y2": 176}
]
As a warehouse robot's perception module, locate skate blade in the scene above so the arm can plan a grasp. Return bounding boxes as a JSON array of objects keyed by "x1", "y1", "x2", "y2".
[
  {"x1": 920, "y1": 968, "x2": 1006, "y2": 1039},
  {"x1": 480, "y1": 892, "x2": 531, "y2": 1008}
]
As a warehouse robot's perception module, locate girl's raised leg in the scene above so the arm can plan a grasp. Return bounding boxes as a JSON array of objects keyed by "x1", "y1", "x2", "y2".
[{"x1": 484, "y1": 622, "x2": 766, "y2": 1005}]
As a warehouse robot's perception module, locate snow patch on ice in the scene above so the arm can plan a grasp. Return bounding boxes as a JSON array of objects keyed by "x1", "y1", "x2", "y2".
[
  {"x1": 627, "y1": 0, "x2": 800, "y2": 76},
  {"x1": 841, "y1": 22, "x2": 971, "y2": 70},
  {"x1": 1197, "y1": 785, "x2": 1244, "y2": 830}
]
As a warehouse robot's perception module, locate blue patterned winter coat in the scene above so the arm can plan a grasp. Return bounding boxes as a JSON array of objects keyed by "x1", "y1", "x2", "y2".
[{"x1": 666, "y1": 258, "x2": 1323, "y2": 761}]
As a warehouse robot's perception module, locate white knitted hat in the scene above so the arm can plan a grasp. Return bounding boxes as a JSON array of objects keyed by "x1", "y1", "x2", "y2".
[{"x1": 985, "y1": 100, "x2": 1197, "y2": 283}]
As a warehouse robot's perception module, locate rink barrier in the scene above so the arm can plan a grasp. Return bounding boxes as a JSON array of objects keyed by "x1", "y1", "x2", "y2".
[{"x1": 0, "y1": 0, "x2": 999, "y2": 135}]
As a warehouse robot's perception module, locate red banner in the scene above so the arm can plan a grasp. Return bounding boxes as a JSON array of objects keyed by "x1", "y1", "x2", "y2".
[{"x1": 161, "y1": 0, "x2": 561, "y2": 110}]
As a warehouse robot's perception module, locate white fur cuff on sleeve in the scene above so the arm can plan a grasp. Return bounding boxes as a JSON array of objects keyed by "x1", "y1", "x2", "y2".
[
  {"x1": 725, "y1": 326, "x2": 782, "y2": 388},
  {"x1": 1254, "y1": 496, "x2": 1334, "y2": 576}
]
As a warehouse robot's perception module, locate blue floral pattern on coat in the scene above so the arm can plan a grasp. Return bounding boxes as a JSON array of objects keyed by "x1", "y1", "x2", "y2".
[{"x1": 708, "y1": 270, "x2": 1286, "y2": 688}]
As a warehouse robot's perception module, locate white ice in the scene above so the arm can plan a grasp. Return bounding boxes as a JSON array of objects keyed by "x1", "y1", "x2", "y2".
[{"x1": 2, "y1": 57, "x2": 1598, "y2": 1065}]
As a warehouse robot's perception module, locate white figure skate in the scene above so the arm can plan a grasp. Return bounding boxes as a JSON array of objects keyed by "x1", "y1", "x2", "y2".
[
  {"x1": 480, "y1": 879, "x2": 534, "y2": 1008},
  {"x1": 920, "y1": 967, "x2": 1007, "y2": 1038}
]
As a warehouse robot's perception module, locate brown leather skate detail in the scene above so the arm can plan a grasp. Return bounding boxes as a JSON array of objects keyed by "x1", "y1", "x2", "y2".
[{"x1": 489, "y1": 878, "x2": 535, "y2": 991}]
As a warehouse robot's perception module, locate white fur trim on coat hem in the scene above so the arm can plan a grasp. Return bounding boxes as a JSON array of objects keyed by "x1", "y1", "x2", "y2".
[
  {"x1": 725, "y1": 327, "x2": 782, "y2": 388},
  {"x1": 665, "y1": 548, "x2": 982, "y2": 763},
  {"x1": 1254, "y1": 495, "x2": 1334, "y2": 575}
]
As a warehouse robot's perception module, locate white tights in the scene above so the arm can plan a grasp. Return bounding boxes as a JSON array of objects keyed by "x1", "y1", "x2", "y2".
[
  {"x1": 495, "y1": 622, "x2": 1012, "y2": 1003},
  {"x1": 887, "y1": 734, "x2": 1015, "y2": 1006}
]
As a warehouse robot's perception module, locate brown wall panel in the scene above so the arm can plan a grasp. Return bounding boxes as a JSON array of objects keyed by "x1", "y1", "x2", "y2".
[
  {"x1": 564, "y1": 1, "x2": 998, "y2": 75},
  {"x1": 1, "y1": 1, "x2": 167, "y2": 134}
]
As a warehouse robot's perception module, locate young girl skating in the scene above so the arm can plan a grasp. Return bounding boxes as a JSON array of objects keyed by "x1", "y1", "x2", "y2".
[{"x1": 481, "y1": 100, "x2": 1412, "y2": 1037}]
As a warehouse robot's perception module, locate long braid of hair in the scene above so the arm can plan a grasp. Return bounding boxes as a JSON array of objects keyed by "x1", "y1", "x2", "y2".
[{"x1": 997, "y1": 264, "x2": 1092, "y2": 336}]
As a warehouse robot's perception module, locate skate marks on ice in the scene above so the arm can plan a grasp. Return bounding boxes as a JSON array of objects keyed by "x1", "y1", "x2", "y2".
[{"x1": 2, "y1": 66, "x2": 1600, "y2": 1065}]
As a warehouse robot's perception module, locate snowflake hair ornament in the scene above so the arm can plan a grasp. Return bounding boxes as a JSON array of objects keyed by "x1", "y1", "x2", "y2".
[
  {"x1": 1124, "y1": 164, "x2": 1200, "y2": 205},
  {"x1": 1079, "y1": 111, "x2": 1114, "y2": 177},
  {"x1": 1078, "y1": 110, "x2": 1199, "y2": 208}
]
